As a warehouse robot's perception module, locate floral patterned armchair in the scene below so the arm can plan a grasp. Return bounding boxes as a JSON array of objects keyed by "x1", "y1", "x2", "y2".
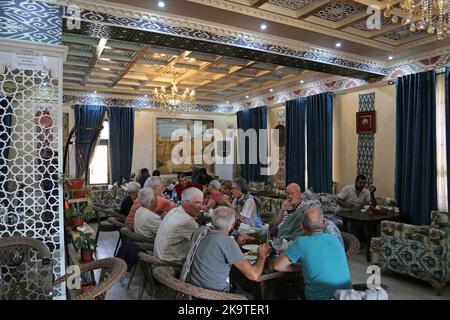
[{"x1": 372, "y1": 218, "x2": 449, "y2": 294}]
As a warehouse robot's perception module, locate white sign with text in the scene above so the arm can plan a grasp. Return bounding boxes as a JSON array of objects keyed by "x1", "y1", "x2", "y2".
[{"x1": 11, "y1": 51, "x2": 44, "y2": 71}]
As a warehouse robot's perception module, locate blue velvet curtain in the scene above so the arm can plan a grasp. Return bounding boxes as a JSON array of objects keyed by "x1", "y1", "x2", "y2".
[
  {"x1": 236, "y1": 106, "x2": 268, "y2": 182},
  {"x1": 446, "y1": 67, "x2": 450, "y2": 209},
  {"x1": 395, "y1": 70, "x2": 437, "y2": 225},
  {"x1": 109, "y1": 107, "x2": 135, "y2": 184},
  {"x1": 74, "y1": 105, "x2": 106, "y2": 179},
  {"x1": 306, "y1": 92, "x2": 333, "y2": 193},
  {"x1": 285, "y1": 97, "x2": 306, "y2": 188}
]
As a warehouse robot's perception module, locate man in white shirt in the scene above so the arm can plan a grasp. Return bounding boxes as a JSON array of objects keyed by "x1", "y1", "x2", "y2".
[
  {"x1": 154, "y1": 187, "x2": 203, "y2": 262},
  {"x1": 230, "y1": 178, "x2": 258, "y2": 227},
  {"x1": 134, "y1": 188, "x2": 161, "y2": 239},
  {"x1": 335, "y1": 175, "x2": 377, "y2": 212}
]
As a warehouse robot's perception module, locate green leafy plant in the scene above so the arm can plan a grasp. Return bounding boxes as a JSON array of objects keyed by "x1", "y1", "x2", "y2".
[
  {"x1": 83, "y1": 202, "x2": 93, "y2": 216},
  {"x1": 73, "y1": 231, "x2": 95, "y2": 251}
]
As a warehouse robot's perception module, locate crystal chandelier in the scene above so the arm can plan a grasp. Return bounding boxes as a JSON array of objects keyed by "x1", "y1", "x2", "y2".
[
  {"x1": 384, "y1": 0, "x2": 449, "y2": 39},
  {"x1": 152, "y1": 72, "x2": 196, "y2": 114}
]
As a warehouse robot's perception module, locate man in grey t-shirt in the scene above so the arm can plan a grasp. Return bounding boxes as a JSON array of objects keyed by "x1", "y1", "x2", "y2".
[{"x1": 185, "y1": 207, "x2": 270, "y2": 293}]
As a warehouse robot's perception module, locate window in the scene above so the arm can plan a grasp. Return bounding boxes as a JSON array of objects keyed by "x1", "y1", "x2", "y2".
[{"x1": 89, "y1": 120, "x2": 109, "y2": 184}]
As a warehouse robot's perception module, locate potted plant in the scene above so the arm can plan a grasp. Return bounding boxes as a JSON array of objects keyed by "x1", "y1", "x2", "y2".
[
  {"x1": 73, "y1": 231, "x2": 96, "y2": 262},
  {"x1": 70, "y1": 204, "x2": 85, "y2": 228},
  {"x1": 80, "y1": 272, "x2": 94, "y2": 293}
]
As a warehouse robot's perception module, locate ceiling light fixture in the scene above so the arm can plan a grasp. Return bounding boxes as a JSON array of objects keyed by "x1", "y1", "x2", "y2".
[
  {"x1": 260, "y1": 23, "x2": 267, "y2": 30},
  {"x1": 385, "y1": 0, "x2": 449, "y2": 39},
  {"x1": 226, "y1": 101, "x2": 230, "y2": 104},
  {"x1": 158, "y1": 1, "x2": 165, "y2": 8},
  {"x1": 152, "y1": 69, "x2": 196, "y2": 114},
  {"x1": 99, "y1": 57, "x2": 111, "y2": 61},
  {"x1": 388, "y1": 56, "x2": 394, "y2": 60},
  {"x1": 335, "y1": 42, "x2": 342, "y2": 48},
  {"x1": 269, "y1": 88, "x2": 274, "y2": 92},
  {"x1": 101, "y1": 67, "x2": 110, "y2": 71},
  {"x1": 245, "y1": 95, "x2": 249, "y2": 99},
  {"x1": 300, "y1": 80, "x2": 304, "y2": 84}
]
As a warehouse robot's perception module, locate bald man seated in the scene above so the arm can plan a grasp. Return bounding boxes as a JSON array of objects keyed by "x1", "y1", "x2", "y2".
[
  {"x1": 271, "y1": 183, "x2": 322, "y2": 241},
  {"x1": 272, "y1": 207, "x2": 352, "y2": 300}
]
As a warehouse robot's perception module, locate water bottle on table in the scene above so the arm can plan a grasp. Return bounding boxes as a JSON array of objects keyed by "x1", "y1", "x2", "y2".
[
  {"x1": 172, "y1": 190, "x2": 178, "y2": 203},
  {"x1": 255, "y1": 213, "x2": 262, "y2": 229}
]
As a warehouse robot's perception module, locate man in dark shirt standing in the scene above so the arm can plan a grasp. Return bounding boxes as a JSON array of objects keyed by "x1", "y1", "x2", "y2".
[
  {"x1": 197, "y1": 168, "x2": 213, "y2": 186},
  {"x1": 137, "y1": 168, "x2": 150, "y2": 187}
]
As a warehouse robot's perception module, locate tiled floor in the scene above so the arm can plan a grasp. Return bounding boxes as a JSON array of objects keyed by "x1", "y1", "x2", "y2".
[{"x1": 91, "y1": 223, "x2": 450, "y2": 300}]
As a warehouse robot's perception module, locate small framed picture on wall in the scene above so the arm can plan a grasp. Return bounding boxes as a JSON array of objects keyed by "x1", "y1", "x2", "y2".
[{"x1": 356, "y1": 110, "x2": 376, "y2": 134}]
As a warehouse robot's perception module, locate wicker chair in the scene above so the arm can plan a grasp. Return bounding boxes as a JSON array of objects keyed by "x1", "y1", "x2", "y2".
[
  {"x1": 107, "y1": 217, "x2": 127, "y2": 255},
  {"x1": 342, "y1": 232, "x2": 360, "y2": 260},
  {"x1": 119, "y1": 227, "x2": 154, "y2": 289},
  {"x1": 53, "y1": 257, "x2": 127, "y2": 300},
  {"x1": 119, "y1": 226, "x2": 154, "y2": 251},
  {"x1": 92, "y1": 205, "x2": 126, "y2": 254},
  {"x1": 0, "y1": 236, "x2": 51, "y2": 265},
  {"x1": 153, "y1": 266, "x2": 248, "y2": 300},
  {"x1": 137, "y1": 252, "x2": 183, "y2": 299}
]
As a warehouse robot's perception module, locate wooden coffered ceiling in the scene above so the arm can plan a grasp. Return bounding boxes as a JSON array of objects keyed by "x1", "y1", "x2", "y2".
[
  {"x1": 105, "y1": 0, "x2": 449, "y2": 60},
  {"x1": 63, "y1": 34, "x2": 311, "y2": 103}
]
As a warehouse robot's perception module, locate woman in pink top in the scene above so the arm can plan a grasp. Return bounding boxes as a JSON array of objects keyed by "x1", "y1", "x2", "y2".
[
  {"x1": 125, "y1": 176, "x2": 176, "y2": 228},
  {"x1": 203, "y1": 180, "x2": 222, "y2": 210}
]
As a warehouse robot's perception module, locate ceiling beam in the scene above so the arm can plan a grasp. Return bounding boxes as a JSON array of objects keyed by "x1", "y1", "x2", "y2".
[
  {"x1": 81, "y1": 38, "x2": 108, "y2": 86},
  {"x1": 174, "y1": 59, "x2": 220, "y2": 84},
  {"x1": 225, "y1": 70, "x2": 305, "y2": 101},
  {"x1": 110, "y1": 44, "x2": 150, "y2": 88},
  {"x1": 295, "y1": 0, "x2": 333, "y2": 18},
  {"x1": 62, "y1": 34, "x2": 98, "y2": 46},
  {"x1": 137, "y1": 51, "x2": 191, "y2": 89},
  {"x1": 251, "y1": 0, "x2": 269, "y2": 8},
  {"x1": 192, "y1": 61, "x2": 257, "y2": 98},
  {"x1": 335, "y1": 1, "x2": 397, "y2": 31}
]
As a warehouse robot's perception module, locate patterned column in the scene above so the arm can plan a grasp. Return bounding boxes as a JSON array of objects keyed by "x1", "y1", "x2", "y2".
[
  {"x1": 0, "y1": 39, "x2": 67, "y2": 298},
  {"x1": 357, "y1": 93, "x2": 375, "y2": 187}
]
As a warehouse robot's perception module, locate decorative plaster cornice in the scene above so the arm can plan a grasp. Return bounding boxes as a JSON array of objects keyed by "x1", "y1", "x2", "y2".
[
  {"x1": 391, "y1": 46, "x2": 450, "y2": 66},
  {"x1": 235, "y1": 75, "x2": 368, "y2": 110},
  {"x1": 63, "y1": 91, "x2": 236, "y2": 113},
  {"x1": 40, "y1": 0, "x2": 387, "y2": 70}
]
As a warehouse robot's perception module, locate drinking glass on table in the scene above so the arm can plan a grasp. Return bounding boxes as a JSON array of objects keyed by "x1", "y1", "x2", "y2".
[{"x1": 269, "y1": 237, "x2": 283, "y2": 256}]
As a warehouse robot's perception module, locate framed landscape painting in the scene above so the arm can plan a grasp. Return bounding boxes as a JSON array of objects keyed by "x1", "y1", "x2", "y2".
[{"x1": 155, "y1": 118, "x2": 214, "y2": 175}]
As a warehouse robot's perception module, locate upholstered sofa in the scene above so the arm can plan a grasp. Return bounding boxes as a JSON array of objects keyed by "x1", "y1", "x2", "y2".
[{"x1": 370, "y1": 215, "x2": 450, "y2": 294}]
